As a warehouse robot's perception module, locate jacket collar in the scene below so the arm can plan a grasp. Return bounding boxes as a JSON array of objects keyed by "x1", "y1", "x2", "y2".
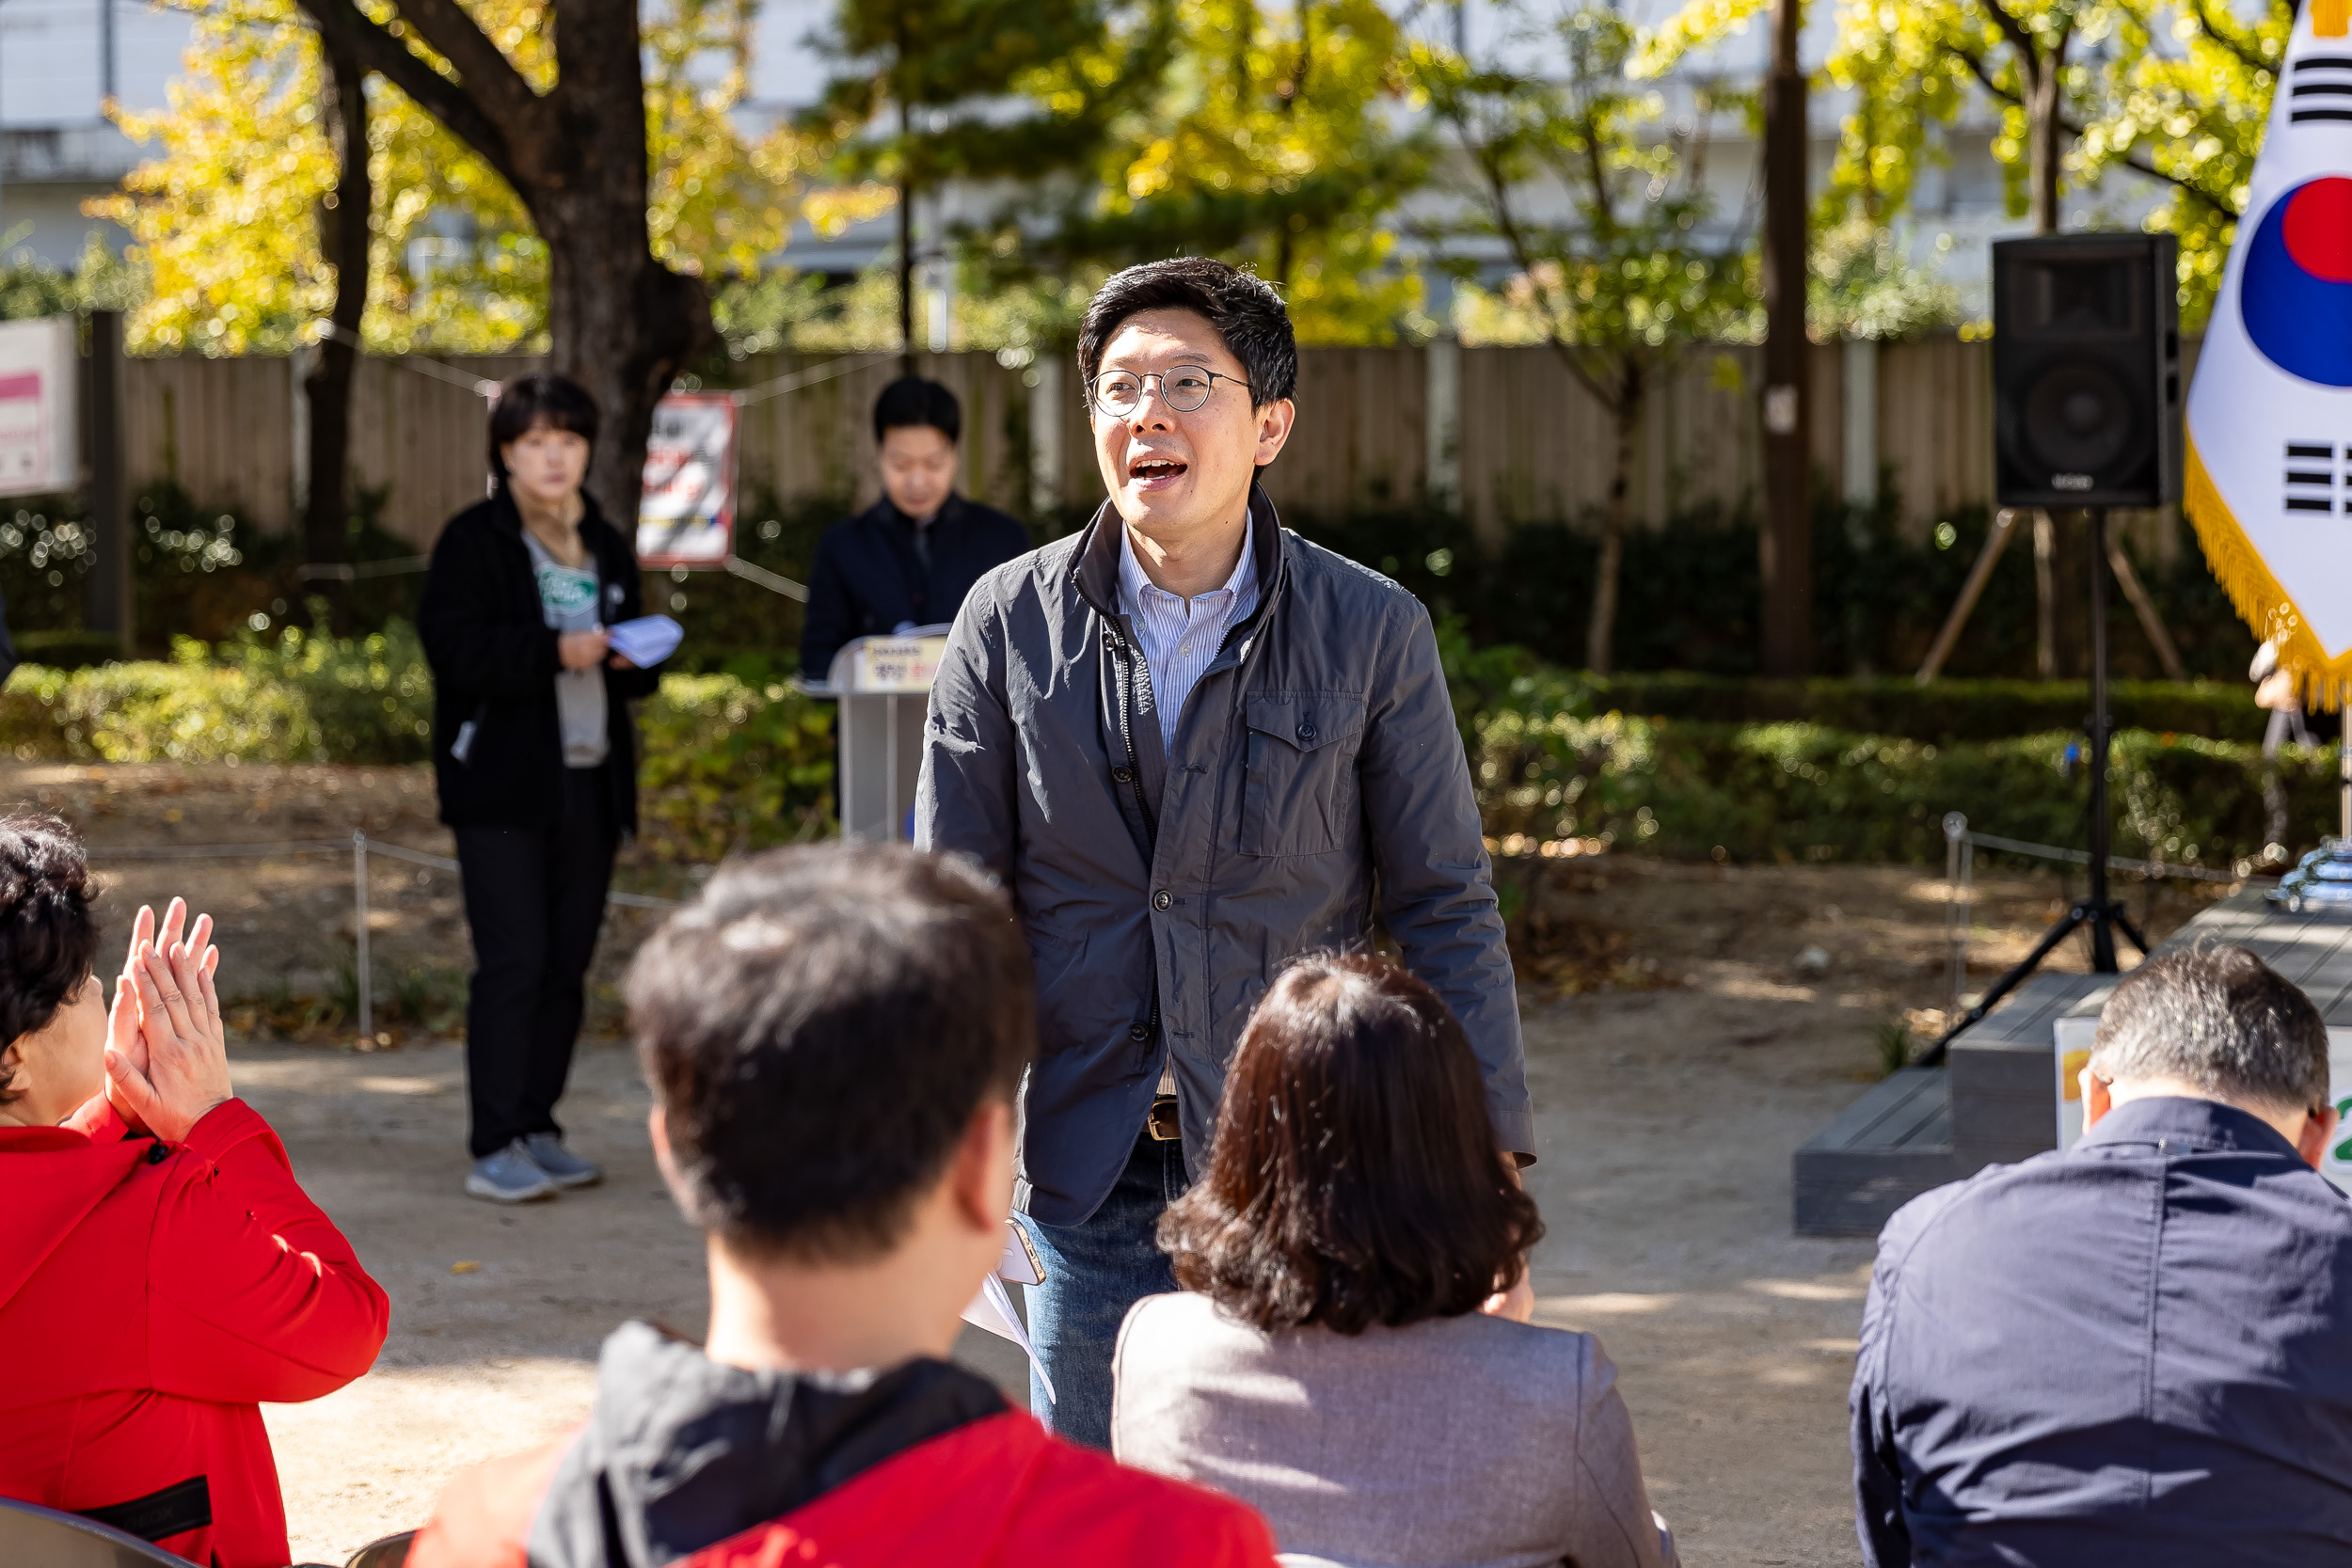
[
  {"x1": 2076, "y1": 1094, "x2": 2305, "y2": 1161},
  {"x1": 1074, "y1": 480, "x2": 1285, "y2": 626},
  {"x1": 528, "y1": 1320, "x2": 1007, "y2": 1568},
  {"x1": 489, "y1": 484, "x2": 610, "y2": 542},
  {"x1": 870, "y1": 493, "x2": 962, "y2": 531}
]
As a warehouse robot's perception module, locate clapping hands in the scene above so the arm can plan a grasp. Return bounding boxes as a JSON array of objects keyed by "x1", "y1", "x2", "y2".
[{"x1": 102, "y1": 896, "x2": 231, "y2": 1144}]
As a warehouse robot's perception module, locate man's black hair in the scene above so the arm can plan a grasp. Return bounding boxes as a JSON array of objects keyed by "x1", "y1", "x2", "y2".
[
  {"x1": 627, "y1": 843, "x2": 1034, "y2": 1262},
  {"x1": 873, "y1": 375, "x2": 962, "y2": 445},
  {"x1": 488, "y1": 373, "x2": 599, "y2": 483},
  {"x1": 1077, "y1": 257, "x2": 1298, "y2": 410}
]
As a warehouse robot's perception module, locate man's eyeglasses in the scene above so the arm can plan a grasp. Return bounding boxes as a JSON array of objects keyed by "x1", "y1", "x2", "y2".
[{"x1": 1088, "y1": 366, "x2": 1251, "y2": 418}]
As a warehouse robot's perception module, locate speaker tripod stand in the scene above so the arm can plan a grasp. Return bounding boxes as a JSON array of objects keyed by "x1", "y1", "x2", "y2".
[{"x1": 1919, "y1": 506, "x2": 2148, "y2": 1066}]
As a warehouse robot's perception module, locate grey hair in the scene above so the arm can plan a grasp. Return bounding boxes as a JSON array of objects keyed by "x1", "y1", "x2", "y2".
[{"x1": 2090, "y1": 943, "x2": 2329, "y2": 1114}]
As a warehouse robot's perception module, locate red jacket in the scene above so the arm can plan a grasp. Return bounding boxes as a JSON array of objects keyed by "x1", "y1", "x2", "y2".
[
  {"x1": 0, "y1": 1096, "x2": 389, "y2": 1567},
  {"x1": 407, "y1": 1333, "x2": 1276, "y2": 1568}
]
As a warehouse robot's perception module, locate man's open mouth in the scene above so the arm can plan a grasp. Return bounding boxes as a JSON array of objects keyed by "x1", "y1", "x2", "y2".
[{"x1": 1130, "y1": 456, "x2": 1187, "y2": 481}]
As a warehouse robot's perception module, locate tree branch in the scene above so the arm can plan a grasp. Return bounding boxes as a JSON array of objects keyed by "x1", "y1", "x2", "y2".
[
  {"x1": 384, "y1": 0, "x2": 545, "y2": 129},
  {"x1": 1974, "y1": 0, "x2": 2046, "y2": 74},
  {"x1": 292, "y1": 0, "x2": 532, "y2": 190},
  {"x1": 2183, "y1": 0, "x2": 2275, "y2": 77},
  {"x1": 1944, "y1": 39, "x2": 2023, "y2": 109}
]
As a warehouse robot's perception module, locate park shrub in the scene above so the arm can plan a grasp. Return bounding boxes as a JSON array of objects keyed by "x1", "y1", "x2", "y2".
[
  {"x1": 0, "y1": 623, "x2": 2320, "y2": 875},
  {"x1": 0, "y1": 627, "x2": 840, "y2": 856},
  {"x1": 1469, "y1": 705, "x2": 2332, "y2": 873},
  {"x1": 1536, "y1": 671, "x2": 2261, "y2": 746},
  {"x1": 635, "y1": 673, "x2": 836, "y2": 860},
  {"x1": 0, "y1": 623, "x2": 433, "y2": 764}
]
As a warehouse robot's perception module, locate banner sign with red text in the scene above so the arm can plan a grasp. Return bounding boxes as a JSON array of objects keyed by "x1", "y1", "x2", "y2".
[{"x1": 637, "y1": 392, "x2": 738, "y2": 568}]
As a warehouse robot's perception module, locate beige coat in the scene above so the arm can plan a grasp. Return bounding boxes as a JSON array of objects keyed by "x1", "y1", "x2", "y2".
[{"x1": 1112, "y1": 1292, "x2": 1677, "y2": 1568}]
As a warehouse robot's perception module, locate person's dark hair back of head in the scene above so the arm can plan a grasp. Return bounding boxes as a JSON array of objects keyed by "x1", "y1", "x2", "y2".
[
  {"x1": 872, "y1": 375, "x2": 962, "y2": 445},
  {"x1": 627, "y1": 843, "x2": 1034, "y2": 1261},
  {"x1": 1077, "y1": 257, "x2": 1298, "y2": 411},
  {"x1": 2092, "y1": 942, "x2": 2329, "y2": 1113},
  {"x1": 0, "y1": 815, "x2": 98, "y2": 1104},
  {"x1": 1160, "y1": 954, "x2": 1542, "y2": 1334},
  {"x1": 488, "y1": 373, "x2": 600, "y2": 484}
]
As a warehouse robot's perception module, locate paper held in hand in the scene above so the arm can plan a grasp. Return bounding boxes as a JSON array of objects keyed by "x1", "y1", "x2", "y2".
[
  {"x1": 606, "y1": 614, "x2": 683, "y2": 668},
  {"x1": 961, "y1": 1220, "x2": 1056, "y2": 1403}
]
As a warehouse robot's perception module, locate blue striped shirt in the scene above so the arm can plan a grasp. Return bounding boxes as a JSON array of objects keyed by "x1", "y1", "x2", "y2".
[{"x1": 1118, "y1": 514, "x2": 1258, "y2": 752}]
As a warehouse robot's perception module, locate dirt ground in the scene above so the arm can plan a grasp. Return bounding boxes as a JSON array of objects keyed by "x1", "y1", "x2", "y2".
[{"x1": 6, "y1": 763, "x2": 2231, "y2": 1566}]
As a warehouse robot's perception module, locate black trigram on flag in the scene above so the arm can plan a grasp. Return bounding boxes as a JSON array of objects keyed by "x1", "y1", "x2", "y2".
[{"x1": 2285, "y1": 441, "x2": 2342, "y2": 512}]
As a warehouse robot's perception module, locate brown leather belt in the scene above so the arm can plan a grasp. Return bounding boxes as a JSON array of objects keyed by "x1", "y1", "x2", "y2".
[{"x1": 1148, "y1": 1093, "x2": 1182, "y2": 1142}]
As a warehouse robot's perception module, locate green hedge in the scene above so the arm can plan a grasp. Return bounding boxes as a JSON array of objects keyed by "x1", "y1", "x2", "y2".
[
  {"x1": 1470, "y1": 707, "x2": 2331, "y2": 872},
  {"x1": 1561, "y1": 672, "x2": 2263, "y2": 746},
  {"x1": 0, "y1": 627, "x2": 2323, "y2": 876},
  {"x1": 0, "y1": 630, "x2": 842, "y2": 863}
]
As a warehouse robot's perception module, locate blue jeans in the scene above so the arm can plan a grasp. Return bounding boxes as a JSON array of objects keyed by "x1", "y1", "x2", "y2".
[{"x1": 1015, "y1": 1129, "x2": 1185, "y2": 1450}]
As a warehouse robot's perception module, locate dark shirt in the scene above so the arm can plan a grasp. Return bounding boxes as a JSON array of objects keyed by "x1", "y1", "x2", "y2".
[
  {"x1": 1851, "y1": 1095, "x2": 2352, "y2": 1567},
  {"x1": 798, "y1": 493, "x2": 1031, "y2": 679},
  {"x1": 417, "y1": 490, "x2": 662, "y2": 833}
]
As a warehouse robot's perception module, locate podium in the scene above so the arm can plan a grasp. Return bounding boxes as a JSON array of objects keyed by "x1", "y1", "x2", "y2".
[{"x1": 805, "y1": 630, "x2": 949, "y2": 843}]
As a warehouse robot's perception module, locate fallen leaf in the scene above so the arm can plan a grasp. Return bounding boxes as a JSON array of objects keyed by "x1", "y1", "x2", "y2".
[{"x1": 451, "y1": 1260, "x2": 481, "y2": 1275}]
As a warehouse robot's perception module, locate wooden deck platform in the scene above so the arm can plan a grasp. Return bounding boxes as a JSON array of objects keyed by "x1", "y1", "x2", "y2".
[{"x1": 1793, "y1": 889, "x2": 2352, "y2": 1237}]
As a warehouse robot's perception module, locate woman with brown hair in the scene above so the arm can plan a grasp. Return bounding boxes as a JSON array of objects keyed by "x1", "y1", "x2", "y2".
[{"x1": 1112, "y1": 954, "x2": 1676, "y2": 1568}]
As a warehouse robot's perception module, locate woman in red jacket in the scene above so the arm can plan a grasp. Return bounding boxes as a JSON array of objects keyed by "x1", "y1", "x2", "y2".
[{"x1": 0, "y1": 815, "x2": 390, "y2": 1566}]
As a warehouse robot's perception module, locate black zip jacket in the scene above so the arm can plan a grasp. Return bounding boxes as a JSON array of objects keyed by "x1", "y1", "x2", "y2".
[
  {"x1": 419, "y1": 490, "x2": 662, "y2": 833},
  {"x1": 799, "y1": 494, "x2": 1032, "y2": 678}
]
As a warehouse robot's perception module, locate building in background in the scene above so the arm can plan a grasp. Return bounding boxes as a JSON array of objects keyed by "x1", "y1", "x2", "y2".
[
  {"x1": 0, "y1": 0, "x2": 2156, "y2": 323},
  {"x1": 0, "y1": 0, "x2": 189, "y2": 268}
]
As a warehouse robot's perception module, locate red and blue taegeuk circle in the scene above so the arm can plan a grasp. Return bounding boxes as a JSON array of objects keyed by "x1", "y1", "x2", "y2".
[{"x1": 2243, "y1": 176, "x2": 2352, "y2": 387}]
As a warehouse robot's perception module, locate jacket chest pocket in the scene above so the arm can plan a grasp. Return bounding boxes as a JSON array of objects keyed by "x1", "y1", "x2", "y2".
[{"x1": 1239, "y1": 692, "x2": 1365, "y2": 857}]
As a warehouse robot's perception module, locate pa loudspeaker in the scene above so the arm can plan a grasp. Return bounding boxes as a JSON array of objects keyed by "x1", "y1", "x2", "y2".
[{"x1": 1993, "y1": 233, "x2": 2181, "y2": 509}]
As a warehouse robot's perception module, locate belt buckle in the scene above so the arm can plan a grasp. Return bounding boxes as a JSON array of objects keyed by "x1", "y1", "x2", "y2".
[{"x1": 1148, "y1": 1093, "x2": 1182, "y2": 1142}]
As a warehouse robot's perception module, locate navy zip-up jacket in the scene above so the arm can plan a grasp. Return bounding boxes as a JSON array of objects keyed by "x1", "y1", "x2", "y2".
[
  {"x1": 799, "y1": 494, "x2": 1030, "y2": 679},
  {"x1": 1852, "y1": 1095, "x2": 2352, "y2": 1566}
]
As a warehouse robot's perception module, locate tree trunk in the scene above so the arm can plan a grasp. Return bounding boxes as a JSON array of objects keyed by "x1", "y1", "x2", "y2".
[
  {"x1": 1588, "y1": 383, "x2": 1639, "y2": 674},
  {"x1": 1758, "y1": 0, "x2": 1810, "y2": 677},
  {"x1": 303, "y1": 34, "x2": 371, "y2": 608},
  {"x1": 897, "y1": 88, "x2": 915, "y2": 375},
  {"x1": 897, "y1": 179, "x2": 915, "y2": 372},
  {"x1": 294, "y1": 0, "x2": 714, "y2": 528},
  {"x1": 2026, "y1": 44, "x2": 2064, "y2": 236},
  {"x1": 2025, "y1": 41, "x2": 2067, "y2": 674},
  {"x1": 538, "y1": 1, "x2": 707, "y2": 521}
]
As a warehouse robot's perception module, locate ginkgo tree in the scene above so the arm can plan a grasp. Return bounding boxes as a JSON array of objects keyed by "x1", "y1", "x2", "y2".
[
  {"x1": 982, "y1": 0, "x2": 1431, "y2": 344},
  {"x1": 101, "y1": 0, "x2": 870, "y2": 523},
  {"x1": 2073, "y1": 0, "x2": 2290, "y2": 325},
  {"x1": 1410, "y1": 1, "x2": 1756, "y2": 673}
]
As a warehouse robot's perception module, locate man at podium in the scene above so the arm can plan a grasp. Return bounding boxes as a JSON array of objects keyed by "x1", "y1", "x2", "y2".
[
  {"x1": 799, "y1": 375, "x2": 1031, "y2": 679},
  {"x1": 918, "y1": 258, "x2": 1531, "y2": 1451}
]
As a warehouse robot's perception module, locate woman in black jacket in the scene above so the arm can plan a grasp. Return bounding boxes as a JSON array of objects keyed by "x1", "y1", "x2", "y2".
[{"x1": 418, "y1": 374, "x2": 664, "y2": 1203}]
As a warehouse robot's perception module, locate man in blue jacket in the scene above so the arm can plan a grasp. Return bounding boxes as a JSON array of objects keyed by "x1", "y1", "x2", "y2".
[
  {"x1": 799, "y1": 376, "x2": 1031, "y2": 680},
  {"x1": 1851, "y1": 942, "x2": 2352, "y2": 1566},
  {"x1": 916, "y1": 258, "x2": 1531, "y2": 1449}
]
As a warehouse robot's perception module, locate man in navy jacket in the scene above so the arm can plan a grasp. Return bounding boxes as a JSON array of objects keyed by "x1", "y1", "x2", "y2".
[
  {"x1": 799, "y1": 376, "x2": 1031, "y2": 680},
  {"x1": 1851, "y1": 942, "x2": 2352, "y2": 1567}
]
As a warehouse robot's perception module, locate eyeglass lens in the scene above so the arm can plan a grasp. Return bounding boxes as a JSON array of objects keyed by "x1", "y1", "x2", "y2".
[{"x1": 1094, "y1": 368, "x2": 1217, "y2": 415}]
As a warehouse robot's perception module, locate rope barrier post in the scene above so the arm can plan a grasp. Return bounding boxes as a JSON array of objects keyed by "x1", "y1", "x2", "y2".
[
  {"x1": 353, "y1": 831, "x2": 372, "y2": 1039},
  {"x1": 1944, "y1": 813, "x2": 1968, "y2": 1021}
]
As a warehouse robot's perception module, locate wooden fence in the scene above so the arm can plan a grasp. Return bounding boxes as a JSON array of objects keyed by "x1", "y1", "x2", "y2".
[{"x1": 112, "y1": 335, "x2": 2193, "y2": 567}]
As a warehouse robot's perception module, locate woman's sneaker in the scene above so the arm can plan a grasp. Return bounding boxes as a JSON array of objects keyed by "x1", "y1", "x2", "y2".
[
  {"x1": 523, "y1": 1132, "x2": 603, "y2": 1189},
  {"x1": 467, "y1": 1140, "x2": 558, "y2": 1203}
]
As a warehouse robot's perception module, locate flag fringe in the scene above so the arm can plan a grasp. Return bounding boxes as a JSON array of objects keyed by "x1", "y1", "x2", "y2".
[{"x1": 2184, "y1": 435, "x2": 2352, "y2": 712}]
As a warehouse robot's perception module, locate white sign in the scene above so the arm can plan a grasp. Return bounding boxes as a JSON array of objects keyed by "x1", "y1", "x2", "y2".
[
  {"x1": 842, "y1": 635, "x2": 948, "y2": 693},
  {"x1": 0, "y1": 318, "x2": 77, "y2": 498},
  {"x1": 636, "y1": 391, "x2": 737, "y2": 567}
]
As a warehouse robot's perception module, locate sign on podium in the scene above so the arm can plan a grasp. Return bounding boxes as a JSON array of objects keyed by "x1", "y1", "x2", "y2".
[{"x1": 806, "y1": 629, "x2": 951, "y2": 843}]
